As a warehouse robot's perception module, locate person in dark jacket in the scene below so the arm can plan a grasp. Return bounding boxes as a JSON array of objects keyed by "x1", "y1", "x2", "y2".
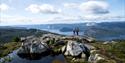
[{"x1": 73, "y1": 27, "x2": 79, "y2": 35}]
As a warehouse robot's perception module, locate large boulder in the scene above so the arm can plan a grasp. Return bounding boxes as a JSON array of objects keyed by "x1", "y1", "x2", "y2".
[
  {"x1": 41, "y1": 34, "x2": 61, "y2": 41},
  {"x1": 62, "y1": 41, "x2": 90, "y2": 60},
  {"x1": 88, "y1": 54, "x2": 105, "y2": 63},
  {"x1": 88, "y1": 50, "x2": 106, "y2": 63},
  {"x1": 17, "y1": 38, "x2": 51, "y2": 60}
]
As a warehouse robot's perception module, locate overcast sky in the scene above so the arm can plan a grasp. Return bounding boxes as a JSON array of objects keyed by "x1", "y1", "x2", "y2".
[{"x1": 0, "y1": 0, "x2": 125, "y2": 26}]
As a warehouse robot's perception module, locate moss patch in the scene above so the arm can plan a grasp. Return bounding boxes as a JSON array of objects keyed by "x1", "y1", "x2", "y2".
[
  {"x1": 0, "y1": 42, "x2": 21, "y2": 58},
  {"x1": 90, "y1": 40, "x2": 125, "y2": 63}
]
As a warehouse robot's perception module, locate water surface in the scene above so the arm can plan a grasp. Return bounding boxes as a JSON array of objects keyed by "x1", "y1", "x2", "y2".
[{"x1": 0, "y1": 50, "x2": 66, "y2": 63}]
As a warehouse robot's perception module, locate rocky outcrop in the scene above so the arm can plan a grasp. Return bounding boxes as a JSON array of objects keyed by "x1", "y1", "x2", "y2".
[
  {"x1": 103, "y1": 41, "x2": 117, "y2": 45},
  {"x1": 62, "y1": 41, "x2": 90, "y2": 60},
  {"x1": 17, "y1": 37, "x2": 51, "y2": 60},
  {"x1": 18, "y1": 34, "x2": 96, "y2": 61},
  {"x1": 88, "y1": 50, "x2": 106, "y2": 63},
  {"x1": 88, "y1": 54, "x2": 105, "y2": 63},
  {"x1": 41, "y1": 34, "x2": 61, "y2": 41}
]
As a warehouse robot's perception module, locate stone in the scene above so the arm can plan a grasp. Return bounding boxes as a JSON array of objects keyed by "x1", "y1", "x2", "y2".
[
  {"x1": 17, "y1": 37, "x2": 51, "y2": 60},
  {"x1": 81, "y1": 53, "x2": 86, "y2": 58},
  {"x1": 61, "y1": 46, "x2": 66, "y2": 53},
  {"x1": 103, "y1": 41, "x2": 117, "y2": 45},
  {"x1": 64, "y1": 51, "x2": 69, "y2": 56},
  {"x1": 103, "y1": 41, "x2": 109, "y2": 44},
  {"x1": 84, "y1": 37, "x2": 95, "y2": 42},
  {"x1": 84, "y1": 44, "x2": 96, "y2": 50},
  {"x1": 19, "y1": 41, "x2": 49, "y2": 53},
  {"x1": 62, "y1": 40, "x2": 90, "y2": 60},
  {"x1": 88, "y1": 53, "x2": 105, "y2": 63},
  {"x1": 72, "y1": 58, "x2": 75, "y2": 61},
  {"x1": 66, "y1": 41, "x2": 83, "y2": 56}
]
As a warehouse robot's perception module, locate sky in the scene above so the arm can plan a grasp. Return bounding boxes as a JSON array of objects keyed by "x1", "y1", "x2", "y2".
[{"x1": 0, "y1": 0, "x2": 125, "y2": 26}]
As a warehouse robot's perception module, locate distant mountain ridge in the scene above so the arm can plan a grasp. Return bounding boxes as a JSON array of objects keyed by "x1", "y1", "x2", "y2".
[
  {"x1": 0, "y1": 27, "x2": 58, "y2": 43},
  {"x1": 85, "y1": 22, "x2": 125, "y2": 40},
  {"x1": 15, "y1": 21, "x2": 125, "y2": 40}
]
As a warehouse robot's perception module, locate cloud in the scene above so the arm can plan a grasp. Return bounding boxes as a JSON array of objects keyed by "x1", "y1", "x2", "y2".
[
  {"x1": 64, "y1": 1, "x2": 109, "y2": 15},
  {"x1": 0, "y1": 14, "x2": 125, "y2": 26},
  {"x1": 25, "y1": 4, "x2": 61, "y2": 14},
  {"x1": 79, "y1": 1, "x2": 109, "y2": 14},
  {"x1": 63, "y1": 3, "x2": 78, "y2": 8},
  {"x1": 0, "y1": 3, "x2": 9, "y2": 12},
  {"x1": 25, "y1": 4, "x2": 40, "y2": 13},
  {"x1": 79, "y1": 15, "x2": 125, "y2": 22}
]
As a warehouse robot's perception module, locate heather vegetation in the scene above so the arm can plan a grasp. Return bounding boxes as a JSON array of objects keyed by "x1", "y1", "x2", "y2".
[
  {"x1": 0, "y1": 42, "x2": 21, "y2": 58},
  {"x1": 90, "y1": 40, "x2": 125, "y2": 63}
]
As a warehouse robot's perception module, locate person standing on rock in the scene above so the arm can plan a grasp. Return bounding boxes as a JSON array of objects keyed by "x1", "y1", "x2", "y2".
[
  {"x1": 73, "y1": 28, "x2": 76, "y2": 35},
  {"x1": 76, "y1": 27, "x2": 79, "y2": 35},
  {"x1": 73, "y1": 27, "x2": 79, "y2": 36}
]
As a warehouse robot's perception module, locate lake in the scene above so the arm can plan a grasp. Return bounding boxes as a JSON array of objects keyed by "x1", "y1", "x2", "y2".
[
  {"x1": 42, "y1": 29, "x2": 84, "y2": 35},
  {"x1": 0, "y1": 49, "x2": 66, "y2": 63},
  {"x1": 41, "y1": 29, "x2": 125, "y2": 41}
]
